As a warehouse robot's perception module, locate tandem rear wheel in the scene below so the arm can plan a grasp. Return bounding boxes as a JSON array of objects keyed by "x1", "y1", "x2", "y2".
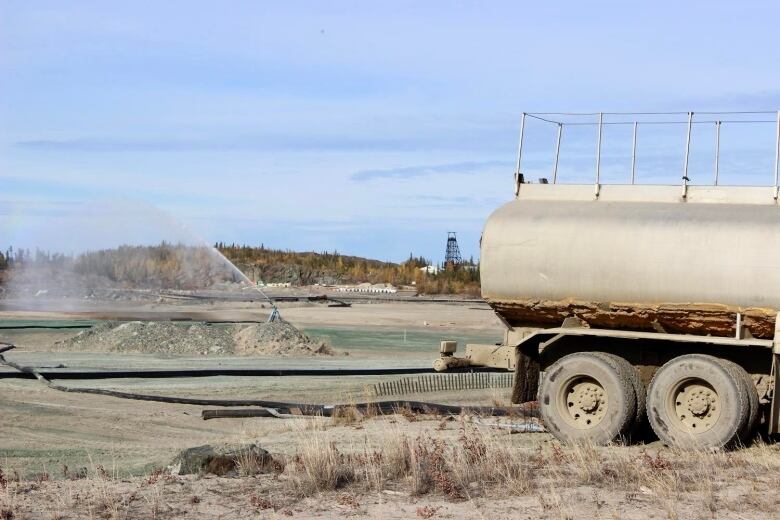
[
  {"x1": 646, "y1": 354, "x2": 757, "y2": 449},
  {"x1": 538, "y1": 352, "x2": 759, "y2": 449}
]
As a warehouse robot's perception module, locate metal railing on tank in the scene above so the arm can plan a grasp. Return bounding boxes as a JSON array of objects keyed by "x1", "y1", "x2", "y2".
[{"x1": 513, "y1": 111, "x2": 780, "y2": 199}]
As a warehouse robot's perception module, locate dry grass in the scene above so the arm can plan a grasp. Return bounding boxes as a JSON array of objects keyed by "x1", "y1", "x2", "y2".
[
  {"x1": 3, "y1": 416, "x2": 780, "y2": 518},
  {"x1": 279, "y1": 417, "x2": 780, "y2": 516},
  {"x1": 329, "y1": 405, "x2": 365, "y2": 427},
  {"x1": 279, "y1": 421, "x2": 531, "y2": 500}
]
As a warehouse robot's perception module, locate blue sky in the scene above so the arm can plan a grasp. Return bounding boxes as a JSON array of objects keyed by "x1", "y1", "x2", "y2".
[{"x1": 2, "y1": 1, "x2": 779, "y2": 262}]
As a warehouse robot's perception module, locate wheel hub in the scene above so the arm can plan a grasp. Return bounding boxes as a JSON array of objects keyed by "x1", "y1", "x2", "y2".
[
  {"x1": 562, "y1": 378, "x2": 607, "y2": 429},
  {"x1": 577, "y1": 384, "x2": 602, "y2": 412},
  {"x1": 686, "y1": 391, "x2": 712, "y2": 416},
  {"x1": 672, "y1": 381, "x2": 720, "y2": 433}
]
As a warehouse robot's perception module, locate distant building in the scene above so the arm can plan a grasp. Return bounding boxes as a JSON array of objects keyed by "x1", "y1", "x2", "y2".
[
  {"x1": 257, "y1": 281, "x2": 292, "y2": 288},
  {"x1": 337, "y1": 283, "x2": 398, "y2": 294},
  {"x1": 419, "y1": 265, "x2": 440, "y2": 275}
]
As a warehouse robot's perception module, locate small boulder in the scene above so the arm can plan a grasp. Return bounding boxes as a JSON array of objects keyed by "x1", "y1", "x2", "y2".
[{"x1": 169, "y1": 443, "x2": 273, "y2": 476}]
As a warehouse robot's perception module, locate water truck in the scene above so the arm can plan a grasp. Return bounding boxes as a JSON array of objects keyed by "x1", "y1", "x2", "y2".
[{"x1": 435, "y1": 111, "x2": 780, "y2": 448}]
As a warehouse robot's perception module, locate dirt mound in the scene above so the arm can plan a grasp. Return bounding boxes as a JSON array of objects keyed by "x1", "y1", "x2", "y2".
[
  {"x1": 231, "y1": 320, "x2": 334, "y2": 356},
  {"x1": 54, "y1": 321, "x2": 234, "y2": 356},
  {"x1": 54, "y1": 320, "x2": 333, "y2": 357}
]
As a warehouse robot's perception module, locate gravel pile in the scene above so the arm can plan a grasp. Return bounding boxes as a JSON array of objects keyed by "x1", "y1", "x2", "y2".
[
  {"x1": 233, "y1": 321, "x2": 334, "y2": 356},
  {"x1": 54, "y1": 320, "x2": 333, "y2": 357}
]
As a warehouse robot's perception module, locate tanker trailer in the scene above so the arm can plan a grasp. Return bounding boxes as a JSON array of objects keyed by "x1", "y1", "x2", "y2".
[{"x1": 435, "y1": 111, "x2": 780, "y2": 449}]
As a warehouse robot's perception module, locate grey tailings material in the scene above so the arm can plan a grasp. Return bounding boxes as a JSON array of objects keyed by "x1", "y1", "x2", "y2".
[{"x1": 54, "y1": 320, "x2": 334, "y2": 357}]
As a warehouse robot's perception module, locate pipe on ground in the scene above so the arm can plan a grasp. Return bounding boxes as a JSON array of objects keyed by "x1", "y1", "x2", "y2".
[{"x1": 0, "y1": 348, "x2": 538, "y2": 421}]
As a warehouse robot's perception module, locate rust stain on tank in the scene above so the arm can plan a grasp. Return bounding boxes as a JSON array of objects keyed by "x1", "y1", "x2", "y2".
[{"x1": 486, "y1": 297, "x2": 776, "y2": 339}]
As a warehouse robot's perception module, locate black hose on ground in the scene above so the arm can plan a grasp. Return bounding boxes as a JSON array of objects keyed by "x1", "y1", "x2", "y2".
[
  {"x1": 0, "y1": 320, "x2": 266, "y2": 330},
  {"x1": 0, "y1": 366, "x2": 464, "y2": 380},
  {"x1": 0, "y1": 344, "x2": 504, "y2": 381},
  {"x1": 200, "y1": 401, "x2": 538, "y2": 420},
  {"x1": 0, "y1": 345, "x2": 539, "y2": 421},
  {"x1": 0, "y1": 324, "x2": 92, "y2": 330}
]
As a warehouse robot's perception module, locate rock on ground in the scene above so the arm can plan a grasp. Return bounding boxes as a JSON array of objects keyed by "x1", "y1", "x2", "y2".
[{"x1": 169, "y1": 443, "x2": 275, "y2": 476}]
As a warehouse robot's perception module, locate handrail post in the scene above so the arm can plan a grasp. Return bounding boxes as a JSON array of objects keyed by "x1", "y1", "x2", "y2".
[
  {"x1": 552, "y1": 123, "x2": 563, "y2": 183},
  {"x1": 630, "y1": 121, "x2": 638, "y2": 184},
  {"x1": 514, "y1": 112, "x2": 526, "y2": 196},
  {"x1": 774, "y1": 110, "x2": 780, "y2": 200},
  {"x1": 714, "y1": 120, "x2": 721, "y2": 186},
  {"x1": 682, "y1": 111, "x2": 693, "y2": 198},
  {"x1": 595, "y1": 112, "x2": 603, "y2": 196}
]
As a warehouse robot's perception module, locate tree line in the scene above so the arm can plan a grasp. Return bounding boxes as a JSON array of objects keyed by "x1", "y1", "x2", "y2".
[
  {"x1": 216, "y1": 243, "x2": 481, "y2": 296},
  {"x1": 0, "y1": 243, "x2": 481, "y2": 295}
]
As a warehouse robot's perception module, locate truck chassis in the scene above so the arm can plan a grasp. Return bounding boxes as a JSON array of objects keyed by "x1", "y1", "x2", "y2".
[{"x1": 436, "y1": 313, "x2": 779, "y2": 448}]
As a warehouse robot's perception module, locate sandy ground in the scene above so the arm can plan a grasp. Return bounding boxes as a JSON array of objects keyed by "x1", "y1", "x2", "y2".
[
  {"x1": 1, "y1": 412, "x2": 779, "y2": 519},
  {"x1": 0, "y1": 300, "x2": 506, "y2": 475},
  {"x1": 0, "y1": 373, "x2": 519, "y2": 477},
  {"x1": 0, "y1": 298, "x2": 503, "y2": 332},
  {"x1": 2, "y1": 299, "x2": 780, "y2": 518}
]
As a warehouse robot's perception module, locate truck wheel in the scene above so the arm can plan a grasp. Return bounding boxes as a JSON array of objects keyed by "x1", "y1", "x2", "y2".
[
  {"x1": 717, "y1": 359, "x2": 759, "y2": 444},
  {"x1": 590, "y1": 352, "x2": 647, "y2": 441},
  {"x1": 539, "y1": 352, "x2": 637, "y2": 445},
  {"x1": 647, "y1": 354, "x2": 749, "y2": 449}
]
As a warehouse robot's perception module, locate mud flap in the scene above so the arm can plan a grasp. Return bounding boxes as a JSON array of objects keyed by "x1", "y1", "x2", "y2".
[
  {"x1": 511, "y1": 345, "x2": 540, "y2": 404},
  {"x1": 770, "y1": 314, "x2": 780, "y2": 435},
  {"x1": 769, "y1": 354, "x2": 780, "y2": 435}
]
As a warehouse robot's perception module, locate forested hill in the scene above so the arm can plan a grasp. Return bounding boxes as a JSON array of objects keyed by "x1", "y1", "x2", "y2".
[
  {"x1": 216, "y1": 243, "x2": 480, "y2": 295},
  {"x1": 217, "y1": 243, "x2": 411, "y2": 284},
  {"x1": 0, "y1": 243, "x2": 480, "y2": 295}
]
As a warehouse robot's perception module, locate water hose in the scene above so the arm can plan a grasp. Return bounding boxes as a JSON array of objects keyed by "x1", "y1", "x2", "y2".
[
  {"x1": 0, "y1": 344, "x2": 539, "y2": 422},
  {"x1": 199, "y1": 401, "x2": 537, "y2": 420},
  {"x1": 0, "y1": 365, "x2": 499, "y2": 380}
]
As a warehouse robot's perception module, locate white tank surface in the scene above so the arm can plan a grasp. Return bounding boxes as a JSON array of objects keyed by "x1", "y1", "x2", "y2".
[{"x1": 480, "y1": 184, "x2": 780, "y2": 339}]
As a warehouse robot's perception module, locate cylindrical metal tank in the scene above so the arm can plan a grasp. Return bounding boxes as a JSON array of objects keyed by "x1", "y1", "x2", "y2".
[{"x1": 481, "y1": 196, "x2": 780, "y2": 338}]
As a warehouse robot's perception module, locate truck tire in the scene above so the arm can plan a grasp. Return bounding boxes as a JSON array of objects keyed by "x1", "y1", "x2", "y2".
[
  {"x1": 716, "y1": 358, "x2": 759, "y2": 444},
  {"x1": 539, "y1": 352, "x2": 637, "y2": 445},
  {"x1": 590, "y1": 352, "x2": 647, "y2": 441},
  {"x1": 647, "y1": 354, "x2": 749, "y2": 449}
]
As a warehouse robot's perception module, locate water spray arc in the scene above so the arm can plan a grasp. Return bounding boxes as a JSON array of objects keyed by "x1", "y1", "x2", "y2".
[
  {"x1": 159, "y1": 207, "x2": 281, "y2": 320},
  {"x1": 209, "y1": 247, "x2": 280, "y2": 322}
]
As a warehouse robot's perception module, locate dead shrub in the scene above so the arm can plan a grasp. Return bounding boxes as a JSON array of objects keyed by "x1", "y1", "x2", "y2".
[
  {"x1": 458, "y1": 426, "x2": 487, "y2": 463},
  {"x1": 283, "y1": 439, "x2": 356, "y2": 496},
  {"x1": 411, "y1": 436, "x2": 462, "y2": 498},
  {"x1": 249, "y1": 494, "x2": 274, "y2": 510},
  {"x1": 449, "y1": 425, "x2": 534, "y2": 495},
  {"x1": 336, "y1": 493, "x2": 360, "y2": 509},
  {"x1": 568, "y1": 442, "x2": 605, "y2": 485},
  {"x1": 416, "y1": 505, "x2": 442, "y2": 518},
  {"x1": 640, "y1": 450, "x2": 672, "y2": 471},
  {"x1": 146, "y1": 468, "x2": 166, "y2": 485},
  {"x1": 396, "y1": 405, "x2": 418, "y2": 422},
  {"x1": 331, "y1": 405, "x2": 364, "y2": 427},
  {"x1": 282, "y1": 421, "x2": 539, "y2": 499},
  {"x1": 234, "y1": 447, "x2": 280, "y2": 477}
]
